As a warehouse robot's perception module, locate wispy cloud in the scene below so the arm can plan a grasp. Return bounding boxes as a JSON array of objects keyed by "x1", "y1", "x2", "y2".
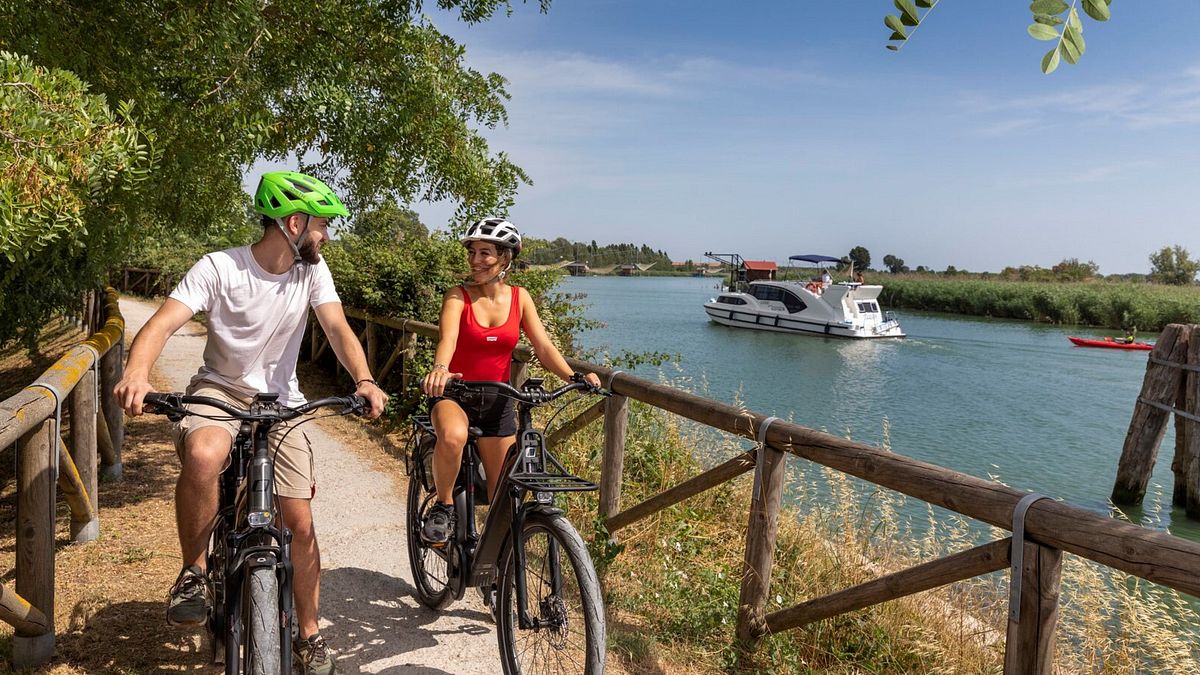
[{"x1": 960, "y1": 67, "x2": 1200, "y2": 130}]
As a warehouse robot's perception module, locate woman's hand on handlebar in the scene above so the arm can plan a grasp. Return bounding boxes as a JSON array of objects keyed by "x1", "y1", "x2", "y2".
[
  {"x1": 570, "y1": 371, "x2": 603, "y2": 392},
  {"x1": 422, "y1": 366, "x2": 464, "y2": 398}
]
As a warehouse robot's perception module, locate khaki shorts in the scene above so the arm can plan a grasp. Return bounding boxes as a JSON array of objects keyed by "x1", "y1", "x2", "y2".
[{"x1": 170, "y1": 384, "x2": 317, "y2": 499}]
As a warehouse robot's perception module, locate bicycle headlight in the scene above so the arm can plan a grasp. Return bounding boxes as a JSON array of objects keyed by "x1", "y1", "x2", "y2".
[{"x1": 248, "y1": 510, "x2": 273, "y2": 527}]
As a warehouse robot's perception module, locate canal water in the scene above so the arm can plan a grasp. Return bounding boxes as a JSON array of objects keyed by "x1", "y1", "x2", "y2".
[{"x1": 561, "y1": 275, "x2": 1199, "y2": 540}]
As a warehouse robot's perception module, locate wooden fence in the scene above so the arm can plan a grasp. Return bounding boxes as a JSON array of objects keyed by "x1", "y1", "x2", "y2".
[
  {"x1": 112, "y1": 267, "x2": 175, "y2": 297},
  {"x1": 0, "y1": 288, "x2": 125, "y2": 668},
  {"x1": 316, "y1": 312, "x2": 1200, "y2": 674}
]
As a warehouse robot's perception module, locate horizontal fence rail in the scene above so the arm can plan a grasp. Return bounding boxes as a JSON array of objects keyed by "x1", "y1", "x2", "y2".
[
  {"x1": 0, "y1": 288, "x2": 125, "y2": 668},
  {"x1": 308, "y1": 312, "x2": 1200, "y2": 674}
]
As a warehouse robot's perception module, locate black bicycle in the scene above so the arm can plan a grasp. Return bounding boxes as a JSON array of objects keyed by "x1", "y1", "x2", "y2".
[
  {"x1": 144, "y1": 391, "x2": 365, "y2": 675},
  {"x1": 405, "y1": 377, "x2": 607, "y2": 674}
]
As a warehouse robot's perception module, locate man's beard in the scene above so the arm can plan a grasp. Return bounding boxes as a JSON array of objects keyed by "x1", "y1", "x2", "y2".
[{"x1": 298, "y1": 238, "x2": 322, "y2": 265}]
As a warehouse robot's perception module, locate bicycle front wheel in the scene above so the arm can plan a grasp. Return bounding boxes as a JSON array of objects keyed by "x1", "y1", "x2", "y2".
[
  {"x1": 245, "y1": 566, "x2": 281, "y2": 675},
  {"x1": 497, "y1": 512, "x2": 606, "y2": 675}
]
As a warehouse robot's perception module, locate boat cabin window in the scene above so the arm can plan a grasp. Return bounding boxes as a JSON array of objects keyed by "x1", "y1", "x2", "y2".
[
  {"x1": 856, "y1": 301, "x2": 880, "y2": 314},
  {"x1": 781, "y1": 290, "x2": 806, "y2": 314},
  {"x1": 718, "y1": 295, "x2": 747, "y2": 305},
  {"x1": 749, "y1": 285, "x2": 783, "y2": 302}
]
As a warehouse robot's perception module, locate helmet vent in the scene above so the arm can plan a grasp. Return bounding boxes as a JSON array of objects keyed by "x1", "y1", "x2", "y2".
[{"x1": 269, "y1": 196, "x2": 281, "y2": 208}]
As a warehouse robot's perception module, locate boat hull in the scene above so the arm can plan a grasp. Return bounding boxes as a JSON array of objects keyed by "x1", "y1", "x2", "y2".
[
  {"x1": 1067, "y1": 336, "x2": 1153, "y2": 351},
  {"x1": 704, "y1": 305, "x2": 904, "y2": 339}
]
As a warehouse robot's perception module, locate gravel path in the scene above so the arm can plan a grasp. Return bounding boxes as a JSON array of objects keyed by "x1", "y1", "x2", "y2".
[{"x1": 122, "y1": 297, "x2": 501, "y2": 674}]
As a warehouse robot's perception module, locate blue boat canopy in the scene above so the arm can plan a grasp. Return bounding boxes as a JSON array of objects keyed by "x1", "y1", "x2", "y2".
[{"x1": 788, "y1": 254, "x2": 841, "y2": 264}]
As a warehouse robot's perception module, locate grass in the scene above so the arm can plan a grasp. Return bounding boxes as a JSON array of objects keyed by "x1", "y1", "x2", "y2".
[
  {"x1": 544, "y1": 371, "x2": 1200, "y2": 673},
  {"x1": 874, "y1": 276, "x2": 1200, "y2": 331}
]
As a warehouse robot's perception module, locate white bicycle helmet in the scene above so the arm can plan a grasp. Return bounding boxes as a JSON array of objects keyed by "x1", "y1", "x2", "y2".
[{"x1": 461, "y1": 218, "x2": 522, "y2": 257}]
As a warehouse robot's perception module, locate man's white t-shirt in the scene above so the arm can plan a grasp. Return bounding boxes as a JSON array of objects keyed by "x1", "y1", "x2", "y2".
[{"x1": 169, "y1": 245, "x2": 341, "y2": 405}]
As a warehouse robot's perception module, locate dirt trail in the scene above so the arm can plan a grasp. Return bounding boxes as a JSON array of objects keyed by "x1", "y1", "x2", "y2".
[{"x1": 121, "y1": 297, "x2": 500, "y2": 674}]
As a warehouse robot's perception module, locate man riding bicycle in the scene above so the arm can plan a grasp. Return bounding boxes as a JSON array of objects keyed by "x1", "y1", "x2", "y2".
[{"x1": 114, "y1": 171, "x2": 387, "y2": 674}]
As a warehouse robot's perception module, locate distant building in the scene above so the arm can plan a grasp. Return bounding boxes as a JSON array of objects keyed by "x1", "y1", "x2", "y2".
[
  {"x1": 742, "y1": 260, "x2": 777, "y2": 282},
  {"x1": 565, "y1": 261, "x2": 590, "y2": 276}
]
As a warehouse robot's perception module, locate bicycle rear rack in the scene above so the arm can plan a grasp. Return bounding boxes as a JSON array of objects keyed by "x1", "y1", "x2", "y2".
[{"x1": 508, "y1": 472, "x2": 598, "y2": 493}]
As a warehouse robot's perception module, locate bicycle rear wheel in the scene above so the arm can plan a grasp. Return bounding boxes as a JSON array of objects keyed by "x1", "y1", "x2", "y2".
[
  {"x1": 407, "y1": 434, "x2": 455, "y2": 609},
  {"x1": 497, "y1": 512, "x2": 606, "y2": 675},
  {"x1": 245, "y1": 566, "x2": 281, "y2": 675}
]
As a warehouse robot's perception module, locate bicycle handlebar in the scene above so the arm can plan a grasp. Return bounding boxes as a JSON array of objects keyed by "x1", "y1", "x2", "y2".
[
  {"x1": 445, "y1": 379, "x2": 607, "y2": 405},
  {"x1": 142, "y1": 392, "x2": 368, "y2": 422}
]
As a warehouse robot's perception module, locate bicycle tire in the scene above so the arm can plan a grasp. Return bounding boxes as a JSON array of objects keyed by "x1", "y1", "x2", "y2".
[
  {"x1": 245, "y1": 566, "x2": 281, "y2": 675},
  {"x1": 207, "y1": 521, "x2": 228, "y2": 666},
  {"x1": 497, "y1": 512, "x2": 606, "y2": 675},
  {"x1": 407, "y1": 434, "x2": 455, "y2": 609}
]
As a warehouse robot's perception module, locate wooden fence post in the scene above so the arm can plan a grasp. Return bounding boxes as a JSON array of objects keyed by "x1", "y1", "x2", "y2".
[
  {"x1": 1003, "y1": 542, "x2": 1062, "y2": 674},
  {"x1": 600, "y1": 393, "x2": 629, "y2": 530},
  {"x1": 1175, "y1": 326, "x2": 1200, "y2": 509},
  {"x1": 399, "y1": 330, "x2": 417, "y2": 394},
  {"x1": 98, "y1": 333, "x2": 124, "y2": 480},
  {"x1": 14, "y1": 420, "x2": 56, "y2": 667},
  {"x1": 510, "y1": 358, "x2": 529, "y2": 390},
  {"x1": 1112, "y1": 324, "x2": 1187, "y2": 504},
  {"x1": 365, "y1": 320, "x2": 378, "y2": 377},
  {"x1": 69, "y1": 367, "x2": 99, "y2": 542},
  {"x1": 736, "y1": 443, "x2": 787, "y2": 645}
]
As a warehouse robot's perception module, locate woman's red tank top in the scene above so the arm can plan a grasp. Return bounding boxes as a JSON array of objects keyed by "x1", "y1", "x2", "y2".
[{"x1": 449, "y1": 285, "x2": 522, "y2": 382}]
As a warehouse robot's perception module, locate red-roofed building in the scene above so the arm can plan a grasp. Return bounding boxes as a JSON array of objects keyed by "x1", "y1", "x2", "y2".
[{"x1": 742, "y1": 260, "x2": 777, "y2": 282}]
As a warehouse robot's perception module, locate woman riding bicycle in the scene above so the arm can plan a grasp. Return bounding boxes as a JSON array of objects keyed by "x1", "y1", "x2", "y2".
[{"x1": 419, "y1": 218, "x2": 602, "y2": 546}]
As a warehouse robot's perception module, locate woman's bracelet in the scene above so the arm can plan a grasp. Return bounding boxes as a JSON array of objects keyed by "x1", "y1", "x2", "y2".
[{"x1": 432, "y1": 363, "x2": 449, "y2": 372}]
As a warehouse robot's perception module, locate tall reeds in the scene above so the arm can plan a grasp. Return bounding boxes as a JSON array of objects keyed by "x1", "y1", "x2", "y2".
[{"x1": 878, "y1": 277, "x2": 1200, "y2": 331}]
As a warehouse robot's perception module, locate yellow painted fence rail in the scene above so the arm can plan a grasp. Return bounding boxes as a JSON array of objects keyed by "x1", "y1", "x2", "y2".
[
  {"x1": 314, "y1": 313, "x2": 1200, "y2": 675},
  {"x1": 0, "y1": 288, "x2": 125, "y2": 668}
]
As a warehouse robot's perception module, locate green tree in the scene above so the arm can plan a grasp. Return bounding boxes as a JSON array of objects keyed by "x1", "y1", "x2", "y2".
[
  {"x1": 847, "y1": 246, "x2": 871, "y2": 272},
  {"x1": 0, "y1": 51, "x2": 156, "y2": 346},
  {"x1": 883, "y1": 0, "x2": 1114, "y2": 74},
  {"x1": 348, "y1": 203, "x2": 429, "y2": 244},
  {"x1": 882, "y1": 254, "x2": 908, "y2": 274},
  {"x1": 1052, "y1": 257, "x2": 1099, "y2": 281},
  {"x1": 1148, "y1": 245, "x2": 1200, "y2": 285},
  {"x1": 2, "y1": 0, "x2": 540, "y2": 252}
]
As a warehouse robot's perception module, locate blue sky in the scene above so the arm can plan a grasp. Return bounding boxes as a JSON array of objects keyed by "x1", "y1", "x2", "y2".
[{"x1": 267, "y1": 2, "x2": 1200, "y2": 273}]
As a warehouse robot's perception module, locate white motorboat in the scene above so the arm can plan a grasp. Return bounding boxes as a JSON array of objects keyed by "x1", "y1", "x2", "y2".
[{"x1": 702, "y1": 255, "x2": 904, "y2": 339}]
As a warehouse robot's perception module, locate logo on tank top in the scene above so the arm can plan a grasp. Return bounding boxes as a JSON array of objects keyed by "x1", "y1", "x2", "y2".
[{"x1": 486, "y1": 336, "x2": 498, "y2": 342}]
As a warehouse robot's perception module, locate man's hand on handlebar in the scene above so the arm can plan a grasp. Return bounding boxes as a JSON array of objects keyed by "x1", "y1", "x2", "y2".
[
  {"x1": 114, "y1": 375, "x2": 156, "y2": 417},
  {"x1": 354, "y1": 380, "x2": 389, "y2": 419}
]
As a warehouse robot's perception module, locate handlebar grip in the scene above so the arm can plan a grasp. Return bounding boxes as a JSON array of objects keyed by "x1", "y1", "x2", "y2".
[{"x1": 347, "y1": 394, "x2": 369, "y2": 416}]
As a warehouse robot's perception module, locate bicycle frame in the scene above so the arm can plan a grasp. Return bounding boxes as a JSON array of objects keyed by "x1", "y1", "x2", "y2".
[{"x1": 216, "y1": 403, "x2": 294, "y2": 673}]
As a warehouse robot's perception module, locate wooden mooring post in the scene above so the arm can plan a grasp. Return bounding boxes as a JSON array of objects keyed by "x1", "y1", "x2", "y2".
[{"x1": 1111, "y1": 324, "x2": 1198, "y2": 508}]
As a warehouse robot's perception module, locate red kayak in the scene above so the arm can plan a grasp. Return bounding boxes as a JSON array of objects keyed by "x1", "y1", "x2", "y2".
[{"x1": 1068, "y1": 336, "x2": 1153, "y2": 351}]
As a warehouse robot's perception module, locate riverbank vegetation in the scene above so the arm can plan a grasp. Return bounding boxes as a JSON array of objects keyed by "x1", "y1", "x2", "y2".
[
  {"x1": 875, "y1": 275, "x2": 1200, "y2": 332},
  {"x1": 545, "y1": 377, "x2": 1200, "y2": 673}
]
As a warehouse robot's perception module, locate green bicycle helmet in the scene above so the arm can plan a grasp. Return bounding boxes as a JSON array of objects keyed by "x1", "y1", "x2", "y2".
[{"x1": 253, "y1": 171, "x2": 349, "y2": 219}]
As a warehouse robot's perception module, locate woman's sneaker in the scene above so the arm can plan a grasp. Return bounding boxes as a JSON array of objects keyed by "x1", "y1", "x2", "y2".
[
  {"x1": 420, "y1": 502, "x2": 455, "y2": 547},
  {"x1": 293, "y1": 633, "x2": 336, "y2": 674},
  {"x1": 166, "y1": 564, "x2": 210, "y2": 626}
]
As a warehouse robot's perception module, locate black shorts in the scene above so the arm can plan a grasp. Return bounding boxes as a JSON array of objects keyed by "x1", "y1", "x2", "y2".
[{"x1": 429, "y1": 389, "x2": 517, "y2": 437}]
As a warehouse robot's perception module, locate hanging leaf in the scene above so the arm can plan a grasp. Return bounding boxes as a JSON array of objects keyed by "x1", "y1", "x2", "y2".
[
  {"x1": 895, "y1": 0, "x2": 921, "y2": 25},
  {"x1": 1027, "y1": 23, "x2": 1059, "y2": 40},
  {"x1": 889, "y1": 31, "x2": 906, "y2": 40},
  {"x1": 1034, "y1": 13, "x2": 1064, "y2": 25},
  {"x1": 1041, "y1": 44, "x2": 1062, "y2": 74},
  {"x1": 1082, "y1": 0, "x2": 1111, "y2": 21},
  {"x1": 886, "y1": 44, "x2": 900, "y2": 51},
  {"x1": 1064, "y1": 21, "x2": 1086, "y2": 56},
  {"x1": 916, "y1": 0, "x2": 935, "y2": 6},
  {"x1": 1030, "y1": 0, "x2": 1069, "y2": 15},
  {"x1": 1067, "y1": 6, "x2": 1084, "y2": 32},
  {"x1": 1061, "y1": 36, "x2": 1080, "y2": 63},
  {"x1": 884, "y1": 15, "x2": 907, "y2": 37}
]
